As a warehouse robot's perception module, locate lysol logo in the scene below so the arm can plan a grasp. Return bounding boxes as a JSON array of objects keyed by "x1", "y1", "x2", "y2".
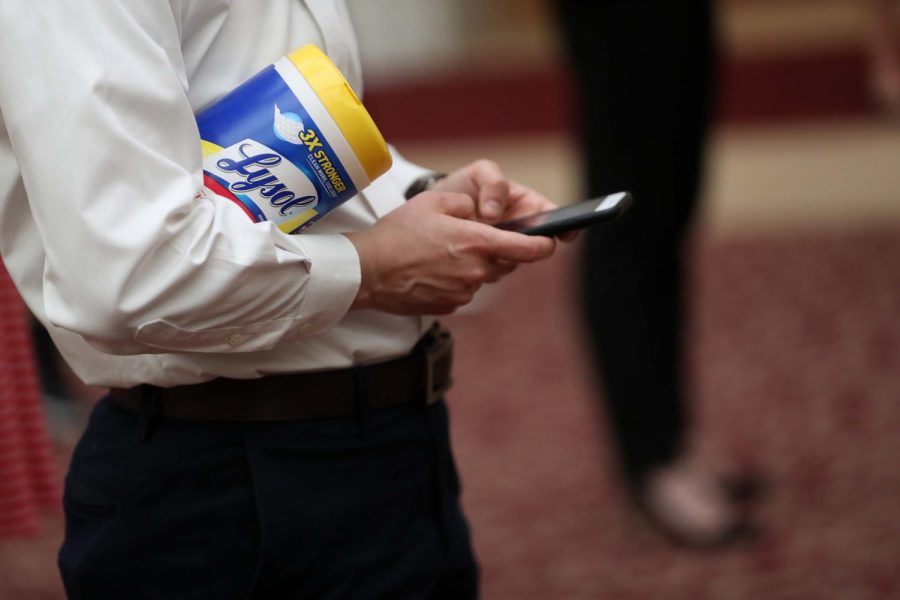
[{"x1": 213, "y1": 140, "x2": 318, "y2": 216}]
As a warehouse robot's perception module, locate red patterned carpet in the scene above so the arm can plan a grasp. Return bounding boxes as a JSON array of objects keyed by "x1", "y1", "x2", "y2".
[
  {"x1": 445, "y1": 228, "x2": 900, "y2": 600},
  {"x1": 1, "y1": 228, "x2": 898, "y2": 599}
]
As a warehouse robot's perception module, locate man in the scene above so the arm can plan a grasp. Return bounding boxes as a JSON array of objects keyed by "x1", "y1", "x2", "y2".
[{"x1": 0, "y1": 1, "x2": 565, "y2": 597}]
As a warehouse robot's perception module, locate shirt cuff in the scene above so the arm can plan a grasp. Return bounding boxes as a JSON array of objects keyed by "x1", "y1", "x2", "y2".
[{"x1": 292, "y1": 233, "x2": 361, "y2": 337}]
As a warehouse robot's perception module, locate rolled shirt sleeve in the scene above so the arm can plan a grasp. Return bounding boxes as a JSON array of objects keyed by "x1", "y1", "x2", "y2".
[{"x1": 0, "y1": 1, "x2": 360, "y2": 355}]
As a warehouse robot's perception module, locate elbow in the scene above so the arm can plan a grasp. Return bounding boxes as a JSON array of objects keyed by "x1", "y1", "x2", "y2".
[
  {"x1": 43, "y1": 286, "x2": 149, "y2": 355},
  {"x1": 45, "y1": 312, "x2": 145, "y2": 356},
  {"x1": 45, "y1": 294, "x2": 296, "y2": 356}
]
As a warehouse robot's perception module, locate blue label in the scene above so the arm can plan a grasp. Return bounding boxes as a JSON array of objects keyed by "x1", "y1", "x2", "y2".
[{"x1": 196, "y1": 65, "x2": 356, "y2": 233}]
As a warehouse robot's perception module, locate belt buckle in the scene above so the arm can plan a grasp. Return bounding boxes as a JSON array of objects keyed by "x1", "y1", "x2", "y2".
[{"x1": 424, "y1": 326, "x2": 453, "y2": 405}]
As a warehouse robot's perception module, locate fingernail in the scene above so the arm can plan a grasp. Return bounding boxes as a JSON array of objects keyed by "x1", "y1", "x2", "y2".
[{"x1": 483, "y1": 199, "x2": 502, "y2": 218}]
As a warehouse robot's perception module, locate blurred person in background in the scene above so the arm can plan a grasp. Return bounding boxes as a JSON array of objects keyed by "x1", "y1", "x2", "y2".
[
  {"x1": 870, "y1": 0, "x2": 900, "y2": 115},
  {"x1": 0, "y1": 1, "x2": 569, "y2": 597},
  {"x1": 556, "y1": 0, "x2": 751, "y2": 547}
]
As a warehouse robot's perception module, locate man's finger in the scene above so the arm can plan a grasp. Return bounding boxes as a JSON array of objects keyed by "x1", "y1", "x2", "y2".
[
  {"x1": 502, "y1": 182, "x2": 559, "y2": 221},
  {"x1": 484, "y1": 259, "x2": 518, "y2": 283},
  {"x1": 426, "y1": 191, "x2": 478, "y2": 220},
  {"x1": 471, "y1": 160, "x2": 510, "y2": 222},
  {"x1": 557, "y1": 230, "x2": 579, "y2": 243},
  {"x1": 481, "y1": 226, "x2": 556, "y2": 263}
]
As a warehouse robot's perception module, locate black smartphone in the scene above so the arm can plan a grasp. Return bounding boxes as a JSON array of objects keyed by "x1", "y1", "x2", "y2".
[{"x1": 494, "y1": 191, "x2": 633, "y2": 237}]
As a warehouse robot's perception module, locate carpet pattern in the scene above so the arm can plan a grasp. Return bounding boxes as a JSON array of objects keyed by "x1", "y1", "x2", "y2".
[
  {"x1": 0, "y1": 229, "x2": 898, "y2": 599},
  {"x1": 444, "y1": 229, "x2": 900, "y2": 599}
]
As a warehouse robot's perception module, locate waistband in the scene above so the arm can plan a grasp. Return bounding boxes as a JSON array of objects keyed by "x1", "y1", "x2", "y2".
[{"x1": 109, "y1": 324, "x2": 453, "y2": 423}]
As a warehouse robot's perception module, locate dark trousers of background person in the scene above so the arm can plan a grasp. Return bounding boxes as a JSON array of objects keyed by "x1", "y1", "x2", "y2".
[
  {"x1": 556, "y1": 0, "x2": 717, "y2": 485},
  {"x1": 58, "y1": 396, "x2": 478, "y2": 599}
]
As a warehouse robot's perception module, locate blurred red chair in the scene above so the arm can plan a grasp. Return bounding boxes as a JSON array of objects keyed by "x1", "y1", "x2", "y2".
[{"x1": 0, "y1": 261, "x2": 60, "y2": 537}]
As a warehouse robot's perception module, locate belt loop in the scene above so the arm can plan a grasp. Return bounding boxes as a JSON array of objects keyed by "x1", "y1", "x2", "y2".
[
  {"x1": 139, "y1": 385, "x2": 160, "y2": 443},
  {"x1": 422, "y1": 323, "x2": 453, "y2": 406},
  {"x1": 352, "y1": 366, "x2": 370, "y2": 440}
]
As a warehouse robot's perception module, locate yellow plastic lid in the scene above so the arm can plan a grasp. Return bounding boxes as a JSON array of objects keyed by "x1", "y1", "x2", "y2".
[{"x1": 287, "y1": 45, "x2": 391, "y2": 183}]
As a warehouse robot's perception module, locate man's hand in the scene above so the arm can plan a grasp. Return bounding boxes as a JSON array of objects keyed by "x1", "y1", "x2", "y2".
[
  {"x1": 345, "y1": 191, "x2": 556, "y2": 315},
  {"x1": 430, "y1": 159, "x2": 578, "y2": 242}
]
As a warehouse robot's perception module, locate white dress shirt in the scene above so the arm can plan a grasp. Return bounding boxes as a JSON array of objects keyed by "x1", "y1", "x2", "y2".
[{"x1": 0, "y1": 0, "x2": 433, "y2": 388}]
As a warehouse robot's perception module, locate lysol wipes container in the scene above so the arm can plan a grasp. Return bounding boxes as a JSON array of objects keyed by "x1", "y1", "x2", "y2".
[{"x1": 196, "y1": 45, "x2": 392, "y2": 233}]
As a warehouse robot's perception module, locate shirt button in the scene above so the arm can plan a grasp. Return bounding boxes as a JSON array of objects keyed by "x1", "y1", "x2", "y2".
[{"x1": 226, "y1": 334, "x2": 246, "y2": 347}]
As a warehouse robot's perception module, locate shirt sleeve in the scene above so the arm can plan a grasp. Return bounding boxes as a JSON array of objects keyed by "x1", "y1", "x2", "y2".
[
  {"x1": 386, "y1": 145, "x2": 433, "y2": 196},
  {"x1": 0, "y1": 1, "x2": 360, "y2": 355}
]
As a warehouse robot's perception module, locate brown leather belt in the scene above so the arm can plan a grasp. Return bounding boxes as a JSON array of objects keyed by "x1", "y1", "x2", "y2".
[{"x1": 110, "y1": 325, "x2": 453, "y2": 422}]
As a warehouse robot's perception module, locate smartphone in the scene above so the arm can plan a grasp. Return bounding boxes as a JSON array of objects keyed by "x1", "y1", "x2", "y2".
[{"x1": 494, "y1": 191, "x2": 633, "y2": 237}]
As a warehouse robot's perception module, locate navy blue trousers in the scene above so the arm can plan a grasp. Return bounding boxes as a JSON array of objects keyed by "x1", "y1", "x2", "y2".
[{"x1": 59, "y1": 396, "x2": 478, "y2": 599}]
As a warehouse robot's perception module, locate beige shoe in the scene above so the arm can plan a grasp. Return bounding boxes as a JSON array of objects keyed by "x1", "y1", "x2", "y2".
[{"x1": 638, "y1": 461, "x2": 745, "y2": 548}]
